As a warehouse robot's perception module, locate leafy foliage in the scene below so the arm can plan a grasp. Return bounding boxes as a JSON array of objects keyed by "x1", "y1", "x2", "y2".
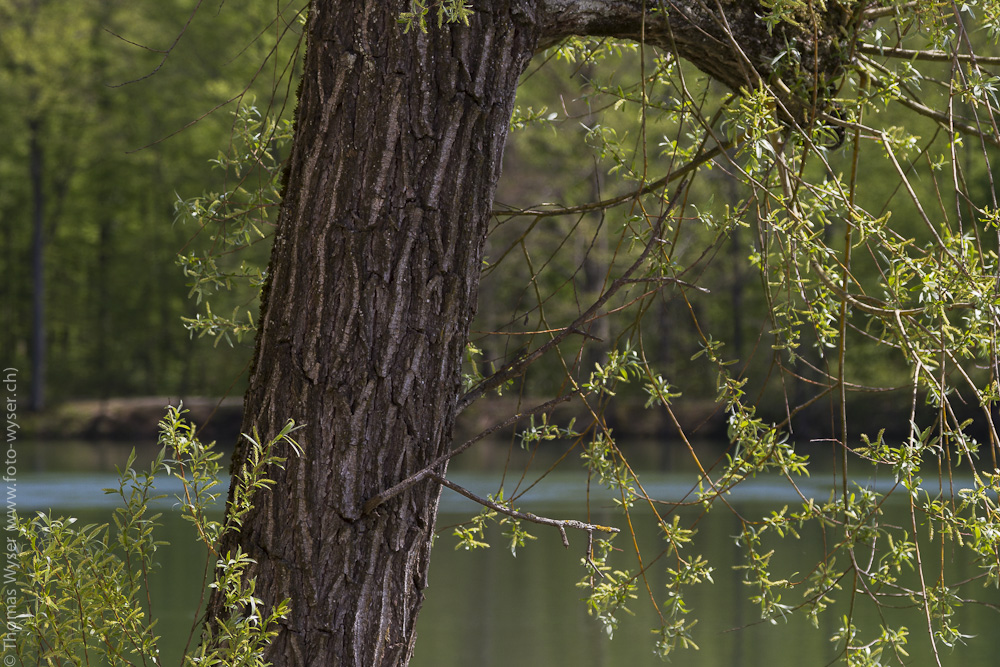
[
  {"x1": 398, "y1": 0, "x2": 474, "y2": 33},
  {"x1": 451, "y1": 2, "x2": 1000, "y2": 662},
  {"x1": 175, "y1": 105, "x2": 294, "y2": 348},
  {"x1": 6, "y1": 406, "x2": 302, "y2": 665}
]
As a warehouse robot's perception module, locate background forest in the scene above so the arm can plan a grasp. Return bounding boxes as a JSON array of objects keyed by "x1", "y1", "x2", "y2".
[
  {"x1": 6, "y1": 0, "x2": 983, "y2": 441},
  {"x1": 0, "y1": 0, "x2": 298, "y2": 406}
]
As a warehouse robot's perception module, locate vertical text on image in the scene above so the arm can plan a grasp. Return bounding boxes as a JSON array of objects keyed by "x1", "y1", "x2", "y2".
[{"x1": 2, "y1": 367, "x2": 18, "y2": 660}]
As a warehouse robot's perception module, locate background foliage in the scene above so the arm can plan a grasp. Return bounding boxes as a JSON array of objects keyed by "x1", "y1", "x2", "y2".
[
  {"x1": 7, "y1": 0, "x2": 1000, "y2": 664},
  {"x1": 0, "y1": 0, "x2": 303, "y2": 401}
]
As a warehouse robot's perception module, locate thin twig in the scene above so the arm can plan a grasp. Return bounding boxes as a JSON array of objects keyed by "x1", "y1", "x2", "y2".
[
  {"x1": 427, "y1": 472, "x2": 619, "y2": 548},
  {"x1": 809, "y1": 258, "x2": 974, "y2": 317},
  {"x1": 108, "y1": 0, "x2": 207, "y2": 87},
  {"x1": 361, "y1": 394, "x2": 572, "y2": 515},
  {"x1": 584, "y1": 530, "x2": 606, "y2": 579},
  {"x1": 492, "y1": 141, "x2": 727, "y2": 219},
  {"x1": 460, "y1": 178, "x2": 688, "y2": 411},
  {"x1": 862, "y1": 1, "x2": 918, "y2": 19},
  {"x1": 854, "y1": 55, "x2": 1000, "y2": 148},
  {"x1": 858, "y1": 43, "x2": 1000, "y2": 65},
  {"x1": 619, "y1": 276, "x2": 710, "y2": 292}
]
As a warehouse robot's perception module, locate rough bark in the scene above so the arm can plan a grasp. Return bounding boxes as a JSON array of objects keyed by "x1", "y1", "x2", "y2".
[
  {"x1": 209, "y1": 1, "x2": 853, "y2": 665},
  {"x1": 210, "y1": 2, "x2": 539, "y2": 665},
  {"x1": 540, "y1": 0, "x2": 853, "y2": 90},
  {"x1": 539, "y1": 0, "x2": 854, "y2": 123}
]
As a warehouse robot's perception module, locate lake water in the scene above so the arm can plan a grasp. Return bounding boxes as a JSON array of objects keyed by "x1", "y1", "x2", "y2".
[{"x1": 9, "y1": 440, "x2": 1000, "y2": 665}]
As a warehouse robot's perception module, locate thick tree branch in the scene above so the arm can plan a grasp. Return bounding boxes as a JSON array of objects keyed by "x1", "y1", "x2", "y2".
[{"x1": 536, "y1": 0, "x2": 853, "y2": 100}]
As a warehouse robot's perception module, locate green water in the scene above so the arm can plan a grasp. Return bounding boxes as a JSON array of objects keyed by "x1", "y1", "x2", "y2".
[{"x1": 10, "y1": 440, "x2": 1000, "y2": 666}]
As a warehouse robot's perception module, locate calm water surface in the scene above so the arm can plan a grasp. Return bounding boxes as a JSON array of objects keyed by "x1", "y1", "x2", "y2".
[{"x1": 12, "y1": 440, "x2": 1000, "y2": 666}]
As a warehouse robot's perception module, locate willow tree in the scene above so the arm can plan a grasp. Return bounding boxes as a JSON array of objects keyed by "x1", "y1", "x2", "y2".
[{"x1": 194, "y1": 1, "x2": 1000, "y2": 665}]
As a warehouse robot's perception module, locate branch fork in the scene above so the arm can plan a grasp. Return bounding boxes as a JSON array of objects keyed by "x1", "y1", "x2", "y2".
[{"x1": 426, "y1": 472, "x2": 620, "y2": 549}]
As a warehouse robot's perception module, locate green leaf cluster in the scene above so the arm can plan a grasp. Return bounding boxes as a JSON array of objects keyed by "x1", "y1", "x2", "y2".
[{"x1": 6, "y1": 405, "x2": 302, "y2": 665}]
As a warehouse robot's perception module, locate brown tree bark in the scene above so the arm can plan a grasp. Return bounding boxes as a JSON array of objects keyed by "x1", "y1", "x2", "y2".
[
  {"x1": 210, "y1": 1, "x2": 852, "y2": 665},
  {"x1": 210, "y1": 3, "x2": 540, "y2": 664}
]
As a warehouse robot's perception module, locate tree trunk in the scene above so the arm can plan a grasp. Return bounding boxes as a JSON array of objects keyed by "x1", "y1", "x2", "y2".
[
  {"x1": 28, "y1": 117, "x2": 44, "y2": 412},
  {"x1": 211, "y1": 1, "x2": 851, "y2": 665},
  {"x1": 211, "y1": 2, "x2": 539, "y2": 664}
]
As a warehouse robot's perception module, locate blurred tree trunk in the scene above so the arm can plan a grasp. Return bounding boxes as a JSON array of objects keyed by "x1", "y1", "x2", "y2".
[
  {"x1": 210, "y1": 1, "x2": 851, "y2": 665},
  {"x1": 28, "y1": 117, "x2": 44, "y2": 412}
]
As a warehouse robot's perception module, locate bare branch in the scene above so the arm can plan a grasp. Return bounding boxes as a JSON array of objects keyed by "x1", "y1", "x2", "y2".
[
  {"x1": 104, "y1": 28, "x2": 168, "y2": 54},
  {"x1": 109, "y1": 0, "x2": 207, "y2": 87},
  {"x1": 361, "y1": 394, "x2": 573, "y2": 515},
  {"x1": 619, "y1": 276, "x2": 710, "y2": 292},
  {"x1": 858, "y1": 43, "x2": 1000, "y2": 65},
  {"x1": 427, "y1": 472, "x2": 620, "y2": 549},
  {"x1": 460, "y1": 178, "x2": 688, "y2": 411},
  {"x1": 493, "y1": 138, "x2": 730, "y2": 219},
  {"x1": 851, "y1": 55, "x2": 1000, "y2": 148}
]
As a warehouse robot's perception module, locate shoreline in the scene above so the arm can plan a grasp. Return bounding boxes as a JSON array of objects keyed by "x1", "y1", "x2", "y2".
[{"x1": 19, "y1": 392, "x2": 982, "y2": 447}]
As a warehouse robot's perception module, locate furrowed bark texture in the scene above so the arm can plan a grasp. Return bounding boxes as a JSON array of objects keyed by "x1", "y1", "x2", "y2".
[
  {"x1": 209, "y1": 2, "x2": 540, "y2": 665},
  {"x1": 210, "y1": 1, "x2": 851, "y2": 665},
  {"x1": 539, "y1": 0, "x2": 853, "y2": 96}
]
